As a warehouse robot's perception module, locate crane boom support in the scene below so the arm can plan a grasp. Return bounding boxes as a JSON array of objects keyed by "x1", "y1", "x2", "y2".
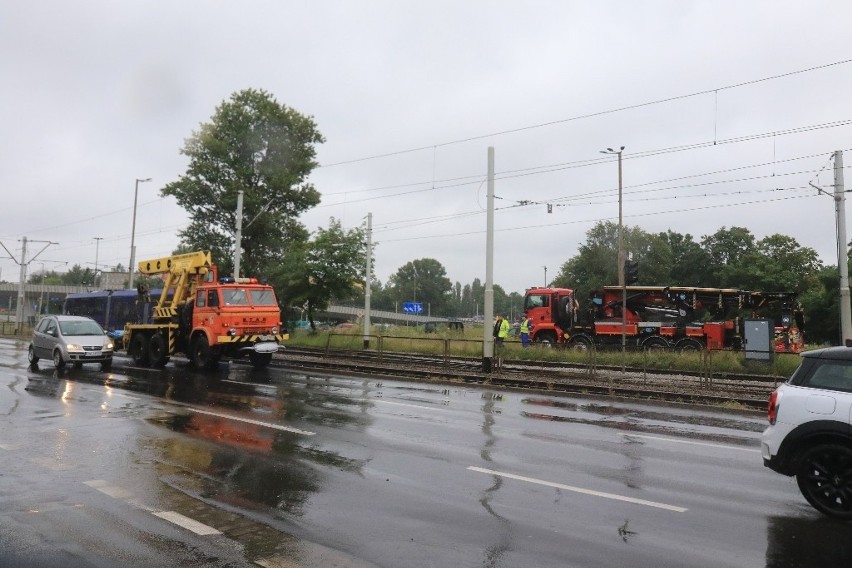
[{"x1": 137, "y1": 251, "x2": 213, "y2": 320}]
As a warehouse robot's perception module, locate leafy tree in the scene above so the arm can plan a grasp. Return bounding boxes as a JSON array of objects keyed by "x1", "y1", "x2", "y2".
[
  {"x1": 657, "y1": 230, "x2": 713, "y2": 286},
  {"x1": 273, "y1": 218, "x2": 367, "y2": 329},
  {"x1": 387, "y1": 258, "x2": 453, "y2": 315},
  {"x1": 701, "y1": 227, "x2": 756, "y2": 287},
  {"x1": 161, "y1": 88, "x2": 324, "y2": 277}
]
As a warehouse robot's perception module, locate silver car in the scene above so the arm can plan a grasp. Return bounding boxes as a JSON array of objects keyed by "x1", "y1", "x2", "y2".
[{"x1": 28, "y1": 315, "x2": 114, "y2": 370}]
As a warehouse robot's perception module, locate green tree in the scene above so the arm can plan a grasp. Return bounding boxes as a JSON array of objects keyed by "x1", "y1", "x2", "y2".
[
  {"x1": 273, "y1": 218, "x2": 367, "y2": 328},
  {"x1": 388, "y1": 259, "x2": 453, "y2": 315},
  {"x1": 161, "y1": 88, "x2": 324, "y2": 277}
]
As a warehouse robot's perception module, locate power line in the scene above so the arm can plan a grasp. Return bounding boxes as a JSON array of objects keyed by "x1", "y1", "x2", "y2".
[{"x1": 319, "y1": 58, "x2": 852, "y2": 168}]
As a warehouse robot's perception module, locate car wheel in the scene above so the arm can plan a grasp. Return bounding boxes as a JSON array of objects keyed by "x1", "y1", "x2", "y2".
[
  {"x1": 130, "y1": 333, "x2": 150, "y2": 366},
  {"x1": 796, "y1": 443, "x2": 852, "y2": 519},
  {"x1": 249, "y1": 351, "x2": 273, "y2": 369},
  {"x1": 53, "y1": 349, "x2": 66, "y2": 369},
  {"x1": 148, "y1": 334, "x2": 170, "y2": 367},
  {"x1": 28, "y1": 344, "x2": 39, "y2": 364}
]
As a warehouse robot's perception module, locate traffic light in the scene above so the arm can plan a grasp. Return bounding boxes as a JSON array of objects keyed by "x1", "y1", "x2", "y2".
[{"x1": 624, "y1": 259, "x2": 639, "y2": 285}]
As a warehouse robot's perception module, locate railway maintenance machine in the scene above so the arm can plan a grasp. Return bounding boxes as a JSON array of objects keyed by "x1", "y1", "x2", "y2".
[{"x1": 123, "y1": 250, "x2": 287, "y2": 369}]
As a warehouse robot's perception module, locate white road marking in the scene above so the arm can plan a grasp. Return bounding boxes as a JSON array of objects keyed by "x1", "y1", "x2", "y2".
[
  {"x1": 189, "y1": 408, "x2": 315, "y2": 436},
  {"x1": 625, "y1": 433, "x2": 761, "y2": 453},
  {"x1": 371, "y1": 399, "x2": 435, "y2": 411},
  {"x1": 0, "y1": 443, "x2": 17, "y2": 450},
  {"x1": 84, "y1": 479, "x2": 133, "y2": 499},
  {"x1": 467, "y1": 466, "x2": 688, "y2": 512},
  {"x1": 153, "y1": 510, "x2": 222, "y2": 535}
]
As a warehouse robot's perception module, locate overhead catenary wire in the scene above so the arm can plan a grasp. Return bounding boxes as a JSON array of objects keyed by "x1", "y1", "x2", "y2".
[{"x1": 318, "y1": 58, "x2": 852, "y2": 168}]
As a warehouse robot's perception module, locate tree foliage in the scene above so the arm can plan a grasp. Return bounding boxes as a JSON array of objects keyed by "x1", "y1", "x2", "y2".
[
  {"x1": 272, "y1": 218, "x2": 367, "y2": 328},
  {"x1": 161, "y1": 88, "x2": 324, "y2": 277}
]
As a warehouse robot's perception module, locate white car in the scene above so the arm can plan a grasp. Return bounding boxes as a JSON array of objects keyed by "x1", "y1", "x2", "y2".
[
  {"x1": 29, "y1": 315, "x2": 114, "y2": 370},
  {"x1": 762, "y1": 346, "x2": 852, "y2": 518}
]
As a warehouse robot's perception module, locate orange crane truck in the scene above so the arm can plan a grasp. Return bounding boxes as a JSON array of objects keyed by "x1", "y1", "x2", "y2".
[
  {"x1": 523, "y1": 285, "x2": 804, "y2": 353},
  {"x1": 123, "y1": 250, "x2": 287, "y2": 369}
]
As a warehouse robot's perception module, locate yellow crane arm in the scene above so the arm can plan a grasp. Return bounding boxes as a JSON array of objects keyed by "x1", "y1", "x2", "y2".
[{"x1": 137, "y1": 251, "x2": 213, "y2": 320}]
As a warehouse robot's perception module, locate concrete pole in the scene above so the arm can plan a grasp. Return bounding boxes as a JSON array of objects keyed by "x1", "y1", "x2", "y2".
[
  {"x1": 618, "y1": 149, "x2": 626, "y2": 356},
  {"x1": 835, "y1": 151, "x2": 852, "y2": 345},
  {"x1": 234, "y1": 190, "x2": 244, "y2": 278},
  {"x1": 128, "y1": 178, "x2": 151, "y2": 289},
  {"x1": 93, "y1": 237, "x2": 103, "y2": 287},
  {"x1": 363, "y1": 212, "x2": 372, "y2": 349},
  {"x1": 15, "y1": 236, "x2": 27, "y2": 333},
  {"x1": 483, "y1": 147, "x2": 495, "y2": 372}
]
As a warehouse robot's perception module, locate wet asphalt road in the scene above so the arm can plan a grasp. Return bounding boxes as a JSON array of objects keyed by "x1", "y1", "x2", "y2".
[{"x1": 1, "y1": 337, "x2": 850, "y2": 568}]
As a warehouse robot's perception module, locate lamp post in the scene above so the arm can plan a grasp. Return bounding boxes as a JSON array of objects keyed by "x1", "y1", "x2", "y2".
[
  {"x1": 543, "y1": 265, "x2": 547, "y2": 287},
  {"x1": 93, "y1": 237, "x2": 103, "y2": 287},
  {"x1": 601, "y1": 146, "x2": 626, "y2": 355},
  {"x1": 128, "y1": 178, "x2": 151, "y2": 290}
]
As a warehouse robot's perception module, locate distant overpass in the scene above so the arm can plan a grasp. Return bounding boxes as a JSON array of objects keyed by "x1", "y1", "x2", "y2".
[{"x1": 321, "y1": 305, "x2": 460, "y2": 325}]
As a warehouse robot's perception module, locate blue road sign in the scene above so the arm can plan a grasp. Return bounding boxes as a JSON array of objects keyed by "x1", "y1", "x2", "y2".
[{"x1": 402, "y1": 301, "x2": 423, "y2": 315}]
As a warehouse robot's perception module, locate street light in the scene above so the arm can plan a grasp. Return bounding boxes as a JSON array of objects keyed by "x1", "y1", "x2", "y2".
[
  {"x1": 128, "y1": 178, "x2": 151, "y2": 290},
  {"x1": 600, "y1": 146, "x2": 626, "y2": 356},
  {"x1": 93, "y1": 237, "x2": 103, "y2": 287}
]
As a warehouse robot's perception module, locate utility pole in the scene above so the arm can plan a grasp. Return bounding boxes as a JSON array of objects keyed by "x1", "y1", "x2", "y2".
[
  {"x1": 601, "y1": 146, "x2": 626, "y2": 358},
  {"x1": 128, "y1": 177, "x2": 151, "y2": 290},
  {"x1": 835, "y1": 151, "x2": 852, "y2": 345},
  {"x1": 233, "y1": 190, "x2": 244, "y2": 278},
  {"x1": 363, "y1": 212, "x2": 372, "y2": 349},
  {"x1": 0, "y1": 236, "x2": 58, "y2": 333},
  {"x1": 483, "y1": 147, "x2": 495, "y2": 372},
  {"x1": 543, "y1": 266, "x2": 547, "y2": 287},
  {"x1": 93, "y1": 236, "x2": 103, "y2": 287}
]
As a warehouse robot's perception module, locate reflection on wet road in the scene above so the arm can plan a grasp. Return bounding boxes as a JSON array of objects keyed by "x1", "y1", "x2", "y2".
[{"x1": 1, "y1": 338, "x2": 850, "y2": 567}]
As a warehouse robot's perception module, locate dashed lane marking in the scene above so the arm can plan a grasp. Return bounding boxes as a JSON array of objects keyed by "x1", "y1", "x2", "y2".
[
  {"x1": 84, "y1": 479, "x2": 134, "y2": 499},
  {"x1": 625, "y1": 433, "x2": 761, "y2": 453},
  {"x1": 84, "y1": 480, "x2": 221, "y2": 536},
  {"x1": 153, "y1": 510, "x2": 222, "y2": 535},
  {"x1": 467, "y1": 466, "x2": 688, "y2": 513},
  {"x1": 187, "y1": 408, "x2": 315, "y2": 436}
]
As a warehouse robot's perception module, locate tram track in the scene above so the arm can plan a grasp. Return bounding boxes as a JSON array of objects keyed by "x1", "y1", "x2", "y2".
[{"x1": 264, "y1": 346, "x2": 778, "y2": 411}]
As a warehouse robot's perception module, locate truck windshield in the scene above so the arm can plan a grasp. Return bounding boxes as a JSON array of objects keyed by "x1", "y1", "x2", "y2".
[
  {"x1": 222, "y1": 289, "x2": 249, "y2": 305},
  {"x1": 250, "y1": 289, "x2": 277, "y2": 306}
]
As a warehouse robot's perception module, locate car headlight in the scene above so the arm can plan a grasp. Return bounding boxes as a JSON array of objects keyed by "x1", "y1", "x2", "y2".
[
  {"x1": 105, "y1": 341, "x2": 114, "y2": 350},
  {"x1": 66, "y1": 344, "x2": 83, "y2": 352}
]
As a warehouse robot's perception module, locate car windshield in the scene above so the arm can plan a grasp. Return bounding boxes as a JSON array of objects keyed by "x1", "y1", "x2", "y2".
[
  {"x1": 59, "y1": 320, "x2": 104, "y2": 336},
  {"x1": 250, "y1": 289, "x2": 277, "y2": 306}
]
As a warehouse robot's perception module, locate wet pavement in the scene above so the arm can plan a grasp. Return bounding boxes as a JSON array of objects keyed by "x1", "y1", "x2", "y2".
[{"x1": 1, "y1": 337, "x2": 850, "y2": 567}]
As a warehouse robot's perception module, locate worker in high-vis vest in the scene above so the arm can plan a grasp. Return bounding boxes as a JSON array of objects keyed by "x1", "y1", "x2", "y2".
[{"x1": 520, "y1": 313, "x2": 531, "y2": 347}]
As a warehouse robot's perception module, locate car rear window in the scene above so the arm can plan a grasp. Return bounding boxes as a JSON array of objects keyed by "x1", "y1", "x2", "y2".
[{"x1": 800, "y1": 360, "x2": 852, "y2": 393}]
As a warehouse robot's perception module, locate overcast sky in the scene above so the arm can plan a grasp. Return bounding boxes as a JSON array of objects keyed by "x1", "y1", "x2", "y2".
[{"x1": 2, "y1": 1, "x2": 851, "y2": 297}]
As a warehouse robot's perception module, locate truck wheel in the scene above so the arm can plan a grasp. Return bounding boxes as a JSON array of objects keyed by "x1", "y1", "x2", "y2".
[
  {"x1": 534, "y1": 332, "x2": 557, "y2": 347},
  {"x1": 190, "y1": 335, "x2": 217, "y2": 370},
  {"x1": 796, "y1": 444, "x2": 852, "y2": 519},
  {"x1": 249, "y1": 351, "x2": 273, "y2": 369},
  {"x1": 131, "y1": 333, "x2": 150, "y2": 366},
  {"x1": 567, "y1": 336, "x2": 593, "y2": 351},
  {"x1": 676, "y1": 338, "x2": 704, "y2": 351},
  {"x1": 148, "y1": 334, "x2": 170, "y2": 367},
  {"x1": 642, "y1": 336, "x2": 669, "y2": 350}
]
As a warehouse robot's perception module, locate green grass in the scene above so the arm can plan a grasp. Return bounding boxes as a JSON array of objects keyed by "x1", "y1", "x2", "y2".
[{"x1": 287, "y1": 324, "x2": 803, "y2": 378}]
